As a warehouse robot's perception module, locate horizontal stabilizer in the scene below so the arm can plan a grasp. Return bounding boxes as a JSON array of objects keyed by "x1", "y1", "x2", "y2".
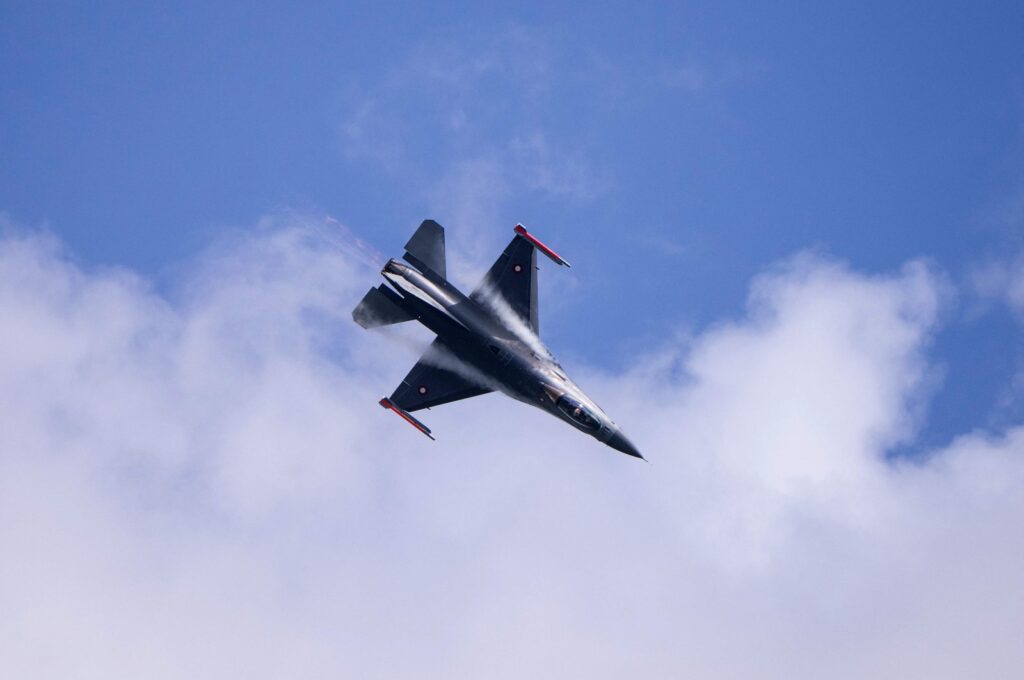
[
  {"x1": 403, "y1": 219, "x2": 446, "y2": 279},
  {"x1": 352, "y1": 285, "x2": 413, "y2": 329}
]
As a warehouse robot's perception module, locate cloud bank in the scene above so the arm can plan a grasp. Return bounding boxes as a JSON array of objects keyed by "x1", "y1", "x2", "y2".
[{"x1": 1, "y1": 217, "x2": 1023, "y2": 679}]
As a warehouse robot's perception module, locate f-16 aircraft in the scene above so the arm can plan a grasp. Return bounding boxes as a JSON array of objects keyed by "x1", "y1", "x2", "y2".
[{"x1": 352, "y1": 220, "x2": 643, "y2": 459}]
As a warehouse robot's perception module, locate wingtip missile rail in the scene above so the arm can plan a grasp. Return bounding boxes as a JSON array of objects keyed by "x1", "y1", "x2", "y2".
[
  {"x1": 379, "y1": 397, "x2": 436, "y2": 440},
  {"x1": 514, "y1": 224, "x2": 571, "y2": 268}
]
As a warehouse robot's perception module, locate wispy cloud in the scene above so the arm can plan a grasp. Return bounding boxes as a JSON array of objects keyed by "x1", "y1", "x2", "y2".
[
  {"x1": 970, "y1": 254, "x2": 1024, "y2": 317},
  {"x1": 655, "y1": 57, "x2": 768, "y2": 93},
  {"x1": 508, "y1": 132, "x2": 609, "y2": 202},
  {"x1": 338, "y1": 25, "x2": 614, "y2": 280},
  {"x1": 2, "y1": 217, "x2": 1024, "y2": 677},
  {"x1": 659, "y1": 63, "x2": 708, "y2": 92}
]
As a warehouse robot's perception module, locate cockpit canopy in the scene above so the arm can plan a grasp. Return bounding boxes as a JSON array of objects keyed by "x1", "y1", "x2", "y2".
[{"x1": 556, "y1": 395, "x2": 601, "y2": 431}]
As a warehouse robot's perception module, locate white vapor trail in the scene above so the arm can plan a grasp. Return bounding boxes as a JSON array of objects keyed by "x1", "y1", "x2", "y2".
[
  {"x1": 418, "y1": 341, "x2": 505, "y2": 393},
  {"x1": 474, "y1": 281, "x2": 552, "y2": 360},
  {"x1": 311, "y1": 214, "x2": 385, "y2": 270},
  {"x1": 374, "y1": 324, "x2": 504, "y2": 393}
]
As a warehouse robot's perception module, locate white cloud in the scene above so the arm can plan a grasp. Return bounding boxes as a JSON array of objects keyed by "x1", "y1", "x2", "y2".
[{"x1": 2, "y1": 218, "x2": 1023, "y2": 678}]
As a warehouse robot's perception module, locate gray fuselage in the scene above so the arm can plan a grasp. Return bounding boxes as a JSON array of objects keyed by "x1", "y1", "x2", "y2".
[{"x1": 380, "y1": 258, "x2": 641, "y2": 457}]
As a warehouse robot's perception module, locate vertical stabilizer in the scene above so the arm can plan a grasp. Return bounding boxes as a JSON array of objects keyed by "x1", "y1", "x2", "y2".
[{"x1": 403, "y1": 219, "x2": 446, "y2": 279}]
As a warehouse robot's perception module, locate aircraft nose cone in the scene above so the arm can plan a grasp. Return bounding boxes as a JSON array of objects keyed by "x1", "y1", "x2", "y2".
[{"x1": 606, "y1": 429, "x2": 644, "y2": 460}]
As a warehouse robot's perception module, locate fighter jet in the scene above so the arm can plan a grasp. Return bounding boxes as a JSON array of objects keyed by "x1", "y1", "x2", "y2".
[{"x1": 352, "y1": 220, "x2": 643, "y2": 459}]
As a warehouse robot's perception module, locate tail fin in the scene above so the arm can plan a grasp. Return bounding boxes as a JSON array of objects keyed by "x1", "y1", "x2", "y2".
[
  {"x1": 403, "y1": 219, "x2": 446, "y2": 279},
  {"x1": 352, "y1": 285, "x2": 414, "y2": 329}
]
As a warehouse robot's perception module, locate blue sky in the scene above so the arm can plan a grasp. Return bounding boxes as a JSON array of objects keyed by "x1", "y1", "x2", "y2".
[
  {"x1": 4, "y1": 4, "x2": 1024, "y2": 676},
  {"x1": 4, "y1": 2, "x2": 1023, "y2": 448}
]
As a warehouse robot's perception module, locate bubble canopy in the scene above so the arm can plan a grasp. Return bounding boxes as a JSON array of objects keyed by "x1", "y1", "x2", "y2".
[{"x1": 556, "y1": 395, "x2": 601, "y2": 431}]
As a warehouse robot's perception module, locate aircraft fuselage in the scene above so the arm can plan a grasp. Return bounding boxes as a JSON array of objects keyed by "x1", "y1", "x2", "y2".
[{"x1": 380, "y1": 258, "x2": 641, "y2": 458}]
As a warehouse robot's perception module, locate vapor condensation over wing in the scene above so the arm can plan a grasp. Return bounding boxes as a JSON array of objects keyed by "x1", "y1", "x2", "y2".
[
  {"x1": 373, "y1": 325, "x2": 432, "y2": 357},
  {"x1": 474, "y1": 282, "x2": 552, "y2": 360},
  {"x1": 419, "y1": 342, "x2": 504, "y2": 392},
  {"x1": 373, "y1": 326, "x2": 502, "y2": 392}
]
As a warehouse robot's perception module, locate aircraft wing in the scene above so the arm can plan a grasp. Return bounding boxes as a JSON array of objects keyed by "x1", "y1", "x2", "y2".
[
  {"x1": 470, "y1": 231, "x2": 540, "y2": 333},
  {"x1": 389, "y1": 338, "x2": 493, "y2": 412}
]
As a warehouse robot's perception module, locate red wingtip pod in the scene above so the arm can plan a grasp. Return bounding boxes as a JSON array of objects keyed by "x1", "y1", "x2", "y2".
[
  {"x1": 514, "y1": 224, "x2": 571, "y2": 267},
  {"x1": 379, "y1": 397, "x2": 436, "y2": 440}
]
